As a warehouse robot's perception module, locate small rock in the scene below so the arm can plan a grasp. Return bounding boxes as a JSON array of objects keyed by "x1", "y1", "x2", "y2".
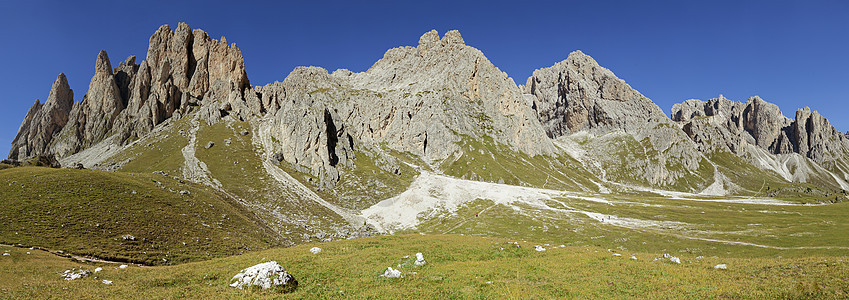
[
  {"x1": 240, "y1": 130, "x2": 249, "y2": 136},
  {"x1": 122, "y1": 234, "x2": 136, "y2": 241},
  {"x1": 310, "y1": 247, "x2": 322, "y2": 254},
  {"x1": 714, "y1": 264, "x2": 727, "y2": 270},
  {"x1": 102, "y1": 280, "x2": 113, "y2": 285},
  {"x1": 224, "y1": 138, "x2": 232, "y2": 146},
  {"x1": 205, "y1": 142, "x2": 215, "y2": 149},
  {"x1": 119, "y1": 265, "x2": 128, "y2": 269},
  {"x1": 94, "y1": 267, "x2": 103, "y2": 273},
  {"x1": 670, "y1": 257, "x2": 681, "y2": 264},
  {"x1": 380, "y1": 267, "x2": 402, "y2": 278},
  {"x1": 2, "y1": 253, "x2": 8, "y2": 256},
  {"x1": 414, "y1": 253, "x2": 427, "y2": 266},
  {"x1": 630, "y1": 256, "x2": 637, "y2": 260},
  {"x1": 62, "y1": 269, "x2": 89, "y2": 281},
  {"x1": 180, "y1": 190, "x2": 191, "y2": 195},
  {"x1": 534, "y1": 245, "x2": 546, "y2": 252},
  {"x1": 613, "y1": 253, "x2": 622, "y2": 257}
]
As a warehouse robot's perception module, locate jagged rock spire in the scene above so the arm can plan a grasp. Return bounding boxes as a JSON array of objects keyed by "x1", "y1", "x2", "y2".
[{"x1": 8, "y1": 73, "x2": 74, "y2": 160}]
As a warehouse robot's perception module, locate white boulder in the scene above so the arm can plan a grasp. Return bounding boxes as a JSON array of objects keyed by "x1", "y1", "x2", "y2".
[
  {"x1": 670, "y1": 257, "x2": 681, "y2": 264},
  {"x1": 61, "y1": 269, "x2": 90, "y2": 281},
  {"x1": 414, "y1": 253, "x2": 427, "y2": 266},
  {"x1": 230, "y1": 261, "x2": 298, "y2": 291},
  {"x1": 534, "y1": 245, "x2": 546, "y2": 252},
  {"x1": 380, "y1": 267, "x2": 403, "y2": 278},
  {"x1": 714, "y1": 264, "x2": 727, "y2": 270},
  {"x1": 310, "y1": 247, "x2": 322, "y2": 254}
]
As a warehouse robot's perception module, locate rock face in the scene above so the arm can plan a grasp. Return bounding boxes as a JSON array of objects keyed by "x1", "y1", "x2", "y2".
[
  {"x1": 525, "y1": 51, "x2": 704, "y2": 187},
  {"x1": 671, "y1": 95, "x2": 849, "y2": 164},
  {"x1": 525, "y1": 51, "x2": 666, "y2": 138},
  {"x1": 51, "y1": 50, "x2": 125, "y2": 157},
  {"x1": 256, "y1": 30, "x2": 554, "y2": 187},
  {"x1": 8, "y1": 74, "x2": 74, "y2": 161}
]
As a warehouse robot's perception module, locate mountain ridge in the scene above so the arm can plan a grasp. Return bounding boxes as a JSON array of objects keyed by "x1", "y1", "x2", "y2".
[{"x1": 6, "y1": 23, "x2": 849, "y2": 241}]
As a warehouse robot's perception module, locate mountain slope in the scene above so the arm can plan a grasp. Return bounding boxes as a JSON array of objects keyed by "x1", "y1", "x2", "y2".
[{"x1": 0, "y1": 167, "x2": 284, "y2": 265}]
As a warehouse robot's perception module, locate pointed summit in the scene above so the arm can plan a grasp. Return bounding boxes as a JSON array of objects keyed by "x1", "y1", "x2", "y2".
[
  {"x1": 46, "y1": 73, "x2": 74, "y2": 110},
  {"x1": 418, "y1": 29, "x2": 440, "y2": 50},
  {"x1": 8, "y1": 73, "x2": 74, "y2": 160},
  {"x1": 95, "y1": 50, "x2": 113, "y2": 75},
  {"x1": 440, "y1": 30, "x2": 464, "y2": 46}
]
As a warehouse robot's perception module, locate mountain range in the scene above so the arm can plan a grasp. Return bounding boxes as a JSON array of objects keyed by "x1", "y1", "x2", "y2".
[{"x1": 6, "y1": 22, "x2": 849, "y2": 244}]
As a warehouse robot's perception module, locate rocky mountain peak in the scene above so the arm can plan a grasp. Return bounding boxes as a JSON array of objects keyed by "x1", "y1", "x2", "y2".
[
  {"x1": 525, "y1": 50, "x2": 665, "y2": 137},
  {"x1": 94, "y1": 50, "x2": 113, "y2": 75},
  {"x1": 49, "y1": 73, "x2": 74, "y2": 109},
  {"x1": 441, "y1": 30, "x2": 464, "y2": 46},
  {"x1": 672, "y1": 95, "x2": 849, "y2": 165},
  {"x1": 8, "y1": 73, "x2": 75, "y2": 160},
  {"x1": 416, "y1": 29, "x2": 466, "y2": 56},
  {"x1": 417, "y1": 30, "x2": 440, "y2": 50}
]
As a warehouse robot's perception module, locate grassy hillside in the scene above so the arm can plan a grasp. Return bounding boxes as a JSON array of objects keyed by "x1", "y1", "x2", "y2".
[
  {"x1": 440, "y1": 135, "x2": 601, "y2": 192},
  {"x1": 1, "y1": 234, "x2": 847, "y2": 299},
  {"x1": 0, "y1": 167, "x2": 284, "y2": 265}
]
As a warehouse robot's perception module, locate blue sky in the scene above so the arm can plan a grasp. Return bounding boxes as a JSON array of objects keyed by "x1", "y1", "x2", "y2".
[{"x1": 1, "y1": 0, "x2": 847, "y2": 157}]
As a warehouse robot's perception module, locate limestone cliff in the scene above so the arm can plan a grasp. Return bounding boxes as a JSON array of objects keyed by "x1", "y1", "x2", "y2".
[
  {"x1": 672, "y1": 95, "x2": 849, "y2": 164},
  {"x1": 524, "y1": 51, "x2": 705, "y2": 187},
  {"x1": 8, "y1": 74, "x2": 74, "y2": 161}
]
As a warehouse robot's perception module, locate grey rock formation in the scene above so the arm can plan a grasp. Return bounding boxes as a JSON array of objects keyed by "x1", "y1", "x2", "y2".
[
  {"x1": 8, "y1": 74, "x2": 74, "y2": 160},
  {"x1": 51, "y1": 50, "x2": 125, "y2": 157},
  {"x1": 10, "y1": 22, "x2": 259, "y2": 161},
  {"x1": 525, "y1": 51, "x2": 704, "y2": 186},
  {"x1": 525, "y1": 51, "x2": 667, "y2": 138},
  {"x1": 257, "y1": 30, "x2": 555, "y2": 186},
  {"x1": 671, "y1": 95, "x2": 849, "y2": 164},
  {"x1": 348, "y1": 30, "x2": 554, "y2": 159}
]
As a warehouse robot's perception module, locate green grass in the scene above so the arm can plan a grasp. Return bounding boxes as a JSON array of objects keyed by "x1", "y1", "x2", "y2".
[
  {"x1": 1, "y1": 235, "x2": 847, "y2": 299},
  {"x1": 103, "y1": 117, "x2": 194, "y2": 175},
  {"x1": 396, "y1": 185, "x2": 849, "y2": 258},
  {"x1": 0, "y1": 167, "x2": 283, "y2": 265},
  {"x1": 322, "y1": 149, "x2": 418, "y2": 210},
  {"x1": 194, "y1": 120, "x2": 349, "y2": 242},
  {"x1": 440, "y1": 135, "x2": 601, "y2": 191}
]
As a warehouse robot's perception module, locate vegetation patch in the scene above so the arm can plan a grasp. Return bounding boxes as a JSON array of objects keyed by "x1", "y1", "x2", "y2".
[{"x1": 0, "y1": 167, "x2": 283, "y2": 265}]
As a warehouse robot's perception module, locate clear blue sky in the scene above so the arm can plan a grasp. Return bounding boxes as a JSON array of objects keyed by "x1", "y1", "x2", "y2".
[{"x1": 2, "y1": 0, "x2": 847, "y2": 157}]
